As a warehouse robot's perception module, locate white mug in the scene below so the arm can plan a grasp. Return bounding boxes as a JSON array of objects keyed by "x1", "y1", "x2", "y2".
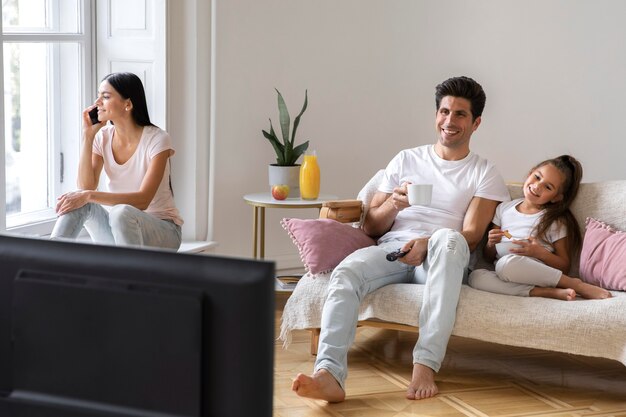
[{"x1": 407, "y1": 183, "x2": 433, "y2": 206}]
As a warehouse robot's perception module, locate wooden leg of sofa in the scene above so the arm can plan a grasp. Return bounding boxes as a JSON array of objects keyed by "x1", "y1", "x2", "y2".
[{"x1": 310, "y1": 328, "x2": 320, "y2": 355}]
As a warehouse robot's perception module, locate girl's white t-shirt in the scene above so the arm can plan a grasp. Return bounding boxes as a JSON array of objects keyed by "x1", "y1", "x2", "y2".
[
  {"x1": 493, "y1": 198, "x2": 566, "y2": 255},
  {"x1": 377, "y1": 145, "x2": 510, "y2": 244},
  {"x1": 93, "y1": 124, "x2": 183, "y2": 226}
]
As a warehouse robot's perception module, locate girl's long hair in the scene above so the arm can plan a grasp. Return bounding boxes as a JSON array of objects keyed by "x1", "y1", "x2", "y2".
[{"x1": 531, "y1": 155, "x2": 583, "y2": 255}]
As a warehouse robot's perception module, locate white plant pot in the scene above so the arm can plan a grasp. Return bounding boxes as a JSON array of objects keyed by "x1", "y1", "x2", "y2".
[{"x1": 268, "y1": 164, "x2": 300, "y2": 198}]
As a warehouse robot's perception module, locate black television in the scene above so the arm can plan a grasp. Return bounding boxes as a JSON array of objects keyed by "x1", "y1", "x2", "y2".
[{"x1": 0, "y1": 235, "x2": 275, "y2": 417}]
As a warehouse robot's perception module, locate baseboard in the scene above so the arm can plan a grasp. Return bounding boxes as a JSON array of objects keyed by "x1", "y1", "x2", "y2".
[{"x1": 270, "y1": 253, "x2": 304, "y2": 271}]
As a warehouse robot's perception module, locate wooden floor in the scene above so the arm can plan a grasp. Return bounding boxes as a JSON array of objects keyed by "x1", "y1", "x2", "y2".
[{"x1": 273, "y1": 293, "x2": 626, "y2": 416}]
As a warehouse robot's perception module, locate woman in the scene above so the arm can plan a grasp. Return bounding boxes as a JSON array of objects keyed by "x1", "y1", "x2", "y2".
[{"x1": 51, "y1": 72, "x2": 183, "y2": 249}]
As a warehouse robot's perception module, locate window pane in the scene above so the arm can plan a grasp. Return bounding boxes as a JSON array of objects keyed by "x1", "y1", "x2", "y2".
[
  {"x1": 2, "y1": 0, "x2": 80, "y2": 33},
  {"x1": 4, "y1": 42, "x2": 81, "y2": 225}
]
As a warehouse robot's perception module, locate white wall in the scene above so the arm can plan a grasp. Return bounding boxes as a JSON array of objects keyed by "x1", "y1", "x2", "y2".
[{"x1": 209, "y1": 0, "x2": 626, "y2": 266}]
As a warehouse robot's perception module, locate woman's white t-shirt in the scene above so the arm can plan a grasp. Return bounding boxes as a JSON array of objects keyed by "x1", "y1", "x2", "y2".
[
  {"x1": 377, "y1": 145, "x2": 509, "y2": 244},
  {"x1": 93, "y1": 124, "x2": 184, "y2": 226}
]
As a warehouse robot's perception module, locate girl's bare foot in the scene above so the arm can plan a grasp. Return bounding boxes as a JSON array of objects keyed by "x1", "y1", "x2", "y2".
[
  {"x1": 575, "y1": 281, "x2": 612, "y2": 300},
  {"x1": 530, "y1": 287, "x2": 577, "y2": 301},
  {"x1": 292, "y1": 369, "x2": 345, "y2": 403},
  {"x1": 406, "y1": 363, "x2": 438, "y2": 400},
  {"x1": 558, "y1": 275, "x2": 612, "y2": 300}
]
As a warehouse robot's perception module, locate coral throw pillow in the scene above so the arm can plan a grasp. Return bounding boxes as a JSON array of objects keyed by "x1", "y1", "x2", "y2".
[
  {"x1": 579, "y1": 217, "x2": 626, "y2": 291},
  {"x1": 281, "y1": 218, "x2": 376, "y2": 275}
]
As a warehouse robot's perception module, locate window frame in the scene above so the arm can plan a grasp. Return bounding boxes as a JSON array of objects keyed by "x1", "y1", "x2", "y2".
[{"x1": 1, "y1": 0, "x2": 95, "y2": 235}]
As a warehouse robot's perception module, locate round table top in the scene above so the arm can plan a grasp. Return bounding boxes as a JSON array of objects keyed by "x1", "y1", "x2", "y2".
[{"x1": 243, "y1": 193, "x2": 339, "y2": 209}]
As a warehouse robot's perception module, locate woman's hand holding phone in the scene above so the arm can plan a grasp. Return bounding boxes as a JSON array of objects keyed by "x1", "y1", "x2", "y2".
[
  {"x1": 82, "y1": 105, "x2": 103, "y2": 140},
  {"x1": 88, "y1": 107, "x2": 99, "y2": 125}
]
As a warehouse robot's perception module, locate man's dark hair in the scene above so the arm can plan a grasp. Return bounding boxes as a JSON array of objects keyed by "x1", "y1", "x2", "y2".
[{"x1": 435, "y1": 76, "x2": 486, "y2": 121}]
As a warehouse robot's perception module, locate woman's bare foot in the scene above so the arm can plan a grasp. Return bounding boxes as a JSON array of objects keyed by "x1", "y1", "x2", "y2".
[
  {"x1": 291, "y1": 369, "x2": 345, "y2": 403},
  {"x1": 530, "y1": 287, "x2": 577, "y2": 301},
  {"x1": 406, "y1": 363, "x2": 438, "y2": 400}
]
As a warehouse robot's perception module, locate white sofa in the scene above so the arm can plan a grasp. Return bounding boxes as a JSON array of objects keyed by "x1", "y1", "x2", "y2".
[{"x1": 279, "y1": 171, "x2": 626, "y2": 367}]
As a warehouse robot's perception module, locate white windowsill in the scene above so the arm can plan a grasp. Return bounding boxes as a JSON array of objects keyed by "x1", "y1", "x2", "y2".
[
  {"x1": 6, "y1": 217, "x2": 57, "y2": 237},
  {"x1": 178, "y1": 240, "x2": 218, "y2": 254}
]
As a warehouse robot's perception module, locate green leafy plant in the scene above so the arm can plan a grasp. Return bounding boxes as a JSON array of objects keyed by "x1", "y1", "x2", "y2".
[{"x1": 262, "y1": 89, "x2": 309, "y2": 166}]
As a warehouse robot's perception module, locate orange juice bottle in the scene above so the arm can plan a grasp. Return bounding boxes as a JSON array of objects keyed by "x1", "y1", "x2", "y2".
[{"x1": 299, "y1": 151, "x2": 320, "y2": 200}]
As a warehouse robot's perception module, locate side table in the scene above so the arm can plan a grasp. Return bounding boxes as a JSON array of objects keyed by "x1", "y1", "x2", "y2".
[{"x1": 243, "y1": 193, "x2": 338, "y2": 259}]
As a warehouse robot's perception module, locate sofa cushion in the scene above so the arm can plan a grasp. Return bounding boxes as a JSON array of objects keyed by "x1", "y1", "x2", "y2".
[
  {"x1": 580, "y1": 217, "x2": 626, "y2": 291},
  {"x1": 281, "y1": 218, "x2": 376, "y2": 275}
]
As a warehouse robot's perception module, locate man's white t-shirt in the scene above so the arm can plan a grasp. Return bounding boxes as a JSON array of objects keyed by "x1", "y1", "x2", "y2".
[
  {"x1": 377, "y1": 145, "x2": 509, "y2": 244},
  {"x1": 492, "y1": 198, "x2": 566, "y2": 259},
  {"x1": 93, "y1": 124, "x2": 184, "y2": 226}
]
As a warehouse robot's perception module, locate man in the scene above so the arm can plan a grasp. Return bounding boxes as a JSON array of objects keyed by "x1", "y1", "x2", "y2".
[{"x1": 292, "y1": 76, "x2": 510, "y2": 402}]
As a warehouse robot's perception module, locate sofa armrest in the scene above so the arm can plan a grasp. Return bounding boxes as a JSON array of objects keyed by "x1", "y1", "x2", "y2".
[{"x1": 319, "y1": 199, "x2": 363, "y2": 223}]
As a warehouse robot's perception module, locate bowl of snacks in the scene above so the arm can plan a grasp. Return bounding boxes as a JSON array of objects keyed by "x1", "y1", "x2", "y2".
[
  {"x1": 496, "y1": 241, "x2": 518, "y2": 257},
  {"x1": 495, "y1": 232, "x2": 528, "y2": 257}
]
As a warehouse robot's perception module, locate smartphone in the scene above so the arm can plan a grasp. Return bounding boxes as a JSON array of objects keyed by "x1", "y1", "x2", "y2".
[{"x1": 88, "y1": 107, "x2": 99, "y2": 125}]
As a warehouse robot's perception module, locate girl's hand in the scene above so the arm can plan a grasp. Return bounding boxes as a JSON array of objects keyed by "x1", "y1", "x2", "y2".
[
  {"x1": 508, "y1": 236, "x2": 546, "y2": 258},
  {"x1": 486, "y1": 228, "x2": 505, "y2": 247},
  {"x1": 56, "y1": 190, "x2": 91, "y2": 216},
  {"x1": 398, "y1": 237, "x2": 428, "y2": 266}
]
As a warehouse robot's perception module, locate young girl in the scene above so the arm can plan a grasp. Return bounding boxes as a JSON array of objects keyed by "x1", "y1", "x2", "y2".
[{"x1": 468, "y1": 155, "x2": 611, "y2": 300}]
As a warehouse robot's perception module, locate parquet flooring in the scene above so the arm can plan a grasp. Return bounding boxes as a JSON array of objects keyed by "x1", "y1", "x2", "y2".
[{"x1": 274, "y1": 293, "x2": 626, "y2": 416}]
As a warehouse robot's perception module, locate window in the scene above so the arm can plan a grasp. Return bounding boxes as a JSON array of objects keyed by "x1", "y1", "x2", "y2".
[{"x1": 1, "y1": 0, "x2": 92, "y2": 233}]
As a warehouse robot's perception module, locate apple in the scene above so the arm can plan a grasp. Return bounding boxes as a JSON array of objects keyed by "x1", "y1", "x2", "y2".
[{"x1": 271, "y1": 184, "x2": 290, "y2": 200}]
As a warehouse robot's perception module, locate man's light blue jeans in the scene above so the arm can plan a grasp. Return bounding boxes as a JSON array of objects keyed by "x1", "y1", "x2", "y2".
[
  {"x1": 50, "y1": 203, "x2": 182, "y2": 250},
  {"x1": 315, "y1": 228, "x2": 470, "y2": 389}
]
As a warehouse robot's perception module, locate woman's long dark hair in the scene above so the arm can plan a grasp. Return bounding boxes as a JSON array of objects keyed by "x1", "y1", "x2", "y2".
[
  {"x1": 531, "y1": 155, "x2": 583, "y2": 256},
  {"x1": 103, "y1": 72, "x2": 154, "y2": 127}
]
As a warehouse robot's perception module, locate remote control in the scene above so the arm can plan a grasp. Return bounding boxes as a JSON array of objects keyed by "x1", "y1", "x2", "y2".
[{"x1": 386, "y1": 249, "x2": 408, "y2": 261}]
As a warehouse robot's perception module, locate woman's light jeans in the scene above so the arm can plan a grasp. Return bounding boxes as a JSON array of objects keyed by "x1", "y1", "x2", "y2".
[
  {"x1": 51, "y1": 203, "x2": 182, "y2": 250},
  {"x1": 315, "y1": 228, "x2": 470, "y2": 389}
]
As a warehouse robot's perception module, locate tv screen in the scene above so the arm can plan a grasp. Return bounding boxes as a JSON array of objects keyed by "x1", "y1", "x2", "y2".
[{"x1": 0, "y1": 235, "x2": 275, "y2": 417}]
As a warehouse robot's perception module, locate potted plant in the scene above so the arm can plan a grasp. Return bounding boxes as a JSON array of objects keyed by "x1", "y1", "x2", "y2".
[{"x1": 262, "y1": 89, "x2": 309, "y2": 198}]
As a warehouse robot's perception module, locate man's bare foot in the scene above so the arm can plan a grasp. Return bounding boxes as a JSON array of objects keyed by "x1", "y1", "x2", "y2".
[
  {"x1": 530, "y1": 287, "x2": 577, "y2": 301},
  {"x1": 291, "y1": 369, "x2": 345, "y2": 403},
  {"x1": 406, "y1": 363, "x2": 438, "y2": 400}
]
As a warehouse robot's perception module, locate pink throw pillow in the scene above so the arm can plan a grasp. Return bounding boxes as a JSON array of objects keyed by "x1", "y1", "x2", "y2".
[
  {"x1": 281, "y1": 218, "x2": 376, "y2": 275},
  {"x1": 579, "y1": 217, "x2": 626, "y2": 291}
]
